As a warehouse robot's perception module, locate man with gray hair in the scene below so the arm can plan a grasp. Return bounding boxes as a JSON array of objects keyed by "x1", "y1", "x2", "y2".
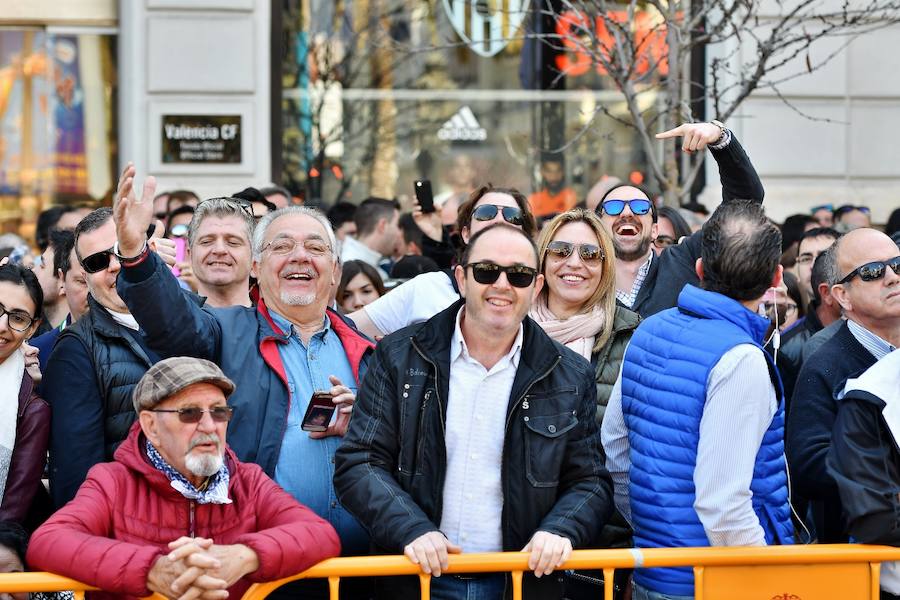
[
  {"x1": 28, "y1": 356, "x2": 340, "y2": 600},
  {"x1": 112, "y1": 165, "x2": 375, "y2": 599},
  {"x1": 179, "y1": 197, "x2": 255, "y2": 308}
]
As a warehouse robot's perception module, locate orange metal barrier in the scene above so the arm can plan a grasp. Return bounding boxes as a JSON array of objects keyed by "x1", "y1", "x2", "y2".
[{"x1": 4, "y1": 545, "x2": 900, "y2": 600}]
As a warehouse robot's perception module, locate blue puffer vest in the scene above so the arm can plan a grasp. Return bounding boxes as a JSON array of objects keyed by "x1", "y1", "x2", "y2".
[{"x1": 622, "y1": 285, "x2": 793, "y2": 596}]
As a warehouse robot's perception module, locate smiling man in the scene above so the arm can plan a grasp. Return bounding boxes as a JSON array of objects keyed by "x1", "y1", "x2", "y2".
[
  {"x1": 597, "y1": 121, "x2": 767, "y2": 317},
  {"x1": 335, "y1": 224, "x2": 612, "y2": 600},
  {"x1": 28, "y1": 357, "x2": 339, "y2": 600},
  {"x1": 43, "y1": 208, "x2": 163, "y2": 508},
  {"x1": 184, "y1": 198, "x2": 255, "y2": 308},
  {"x1": 112, "y1": 165, "x2": 375, "y2": 600}
]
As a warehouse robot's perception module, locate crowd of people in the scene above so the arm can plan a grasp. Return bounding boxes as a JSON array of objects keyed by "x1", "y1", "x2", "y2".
[{"x1": 0, "y1": 120, "x2": 899, "y2": 600}]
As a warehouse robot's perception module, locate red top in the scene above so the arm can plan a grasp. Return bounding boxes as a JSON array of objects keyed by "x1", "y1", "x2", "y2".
[{"x1": 27, "y1": 423, "x2": 341, "y2": 600}]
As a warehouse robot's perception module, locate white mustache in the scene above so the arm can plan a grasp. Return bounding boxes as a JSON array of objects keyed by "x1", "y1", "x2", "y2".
[{"x1": 189, "y1": 433, "x2": 221, "y2": 451}]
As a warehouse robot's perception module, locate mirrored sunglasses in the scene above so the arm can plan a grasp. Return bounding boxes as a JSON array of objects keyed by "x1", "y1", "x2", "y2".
[
  {"x1": 546, "y1": 240, "x2": 604, "y2": 263},
  {"x1": 838, "y1": 255, "x2": 900, "y2": 285},
  {"x1": 600, "y1": 199, "x2": 652, "y2": 216},
  {"x1": 472, "y1": 204, "x2": 524, "y2": 226}
]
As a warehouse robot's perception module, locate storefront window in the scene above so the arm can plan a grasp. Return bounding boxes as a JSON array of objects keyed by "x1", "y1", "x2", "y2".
[
  {"x1": 0, "y1": 28, "x2": 117, "y2": 240},
  {"x1": 280, "y1": 1, "x2": 658, "y2": 210}
]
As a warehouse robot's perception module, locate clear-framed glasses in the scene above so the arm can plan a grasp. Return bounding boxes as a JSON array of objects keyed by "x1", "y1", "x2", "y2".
[{"x1": 262, "y1": 237, "x2": 332, "y2": 257}]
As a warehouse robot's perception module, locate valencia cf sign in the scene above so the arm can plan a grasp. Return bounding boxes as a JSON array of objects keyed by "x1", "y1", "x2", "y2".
[{"x1": 442, "y1": 0, "x2": 528, "y2": 57}]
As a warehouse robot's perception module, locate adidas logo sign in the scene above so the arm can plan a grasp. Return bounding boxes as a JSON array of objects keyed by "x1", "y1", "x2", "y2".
[{"x1": 437, "y1": 106, "x2": 487, "y2": 142}]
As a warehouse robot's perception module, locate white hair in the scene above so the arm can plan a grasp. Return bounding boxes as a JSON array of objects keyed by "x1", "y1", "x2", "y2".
[{"x1": 252, "y1": 206, "x2": 338, "y2": 263}]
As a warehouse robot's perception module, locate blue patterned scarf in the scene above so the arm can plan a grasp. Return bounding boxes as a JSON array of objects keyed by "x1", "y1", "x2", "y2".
[{"x1": 145, "y1": 440, "x2": 231, "y2": 504}]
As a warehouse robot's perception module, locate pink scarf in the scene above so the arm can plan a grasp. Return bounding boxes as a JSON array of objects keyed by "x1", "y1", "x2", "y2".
[{"x1": 529, "y1": 295, "x2": 606, "y2": 359}]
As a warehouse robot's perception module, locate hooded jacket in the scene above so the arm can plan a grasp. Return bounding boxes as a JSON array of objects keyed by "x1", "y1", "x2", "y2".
[{"x1": 27, "y1": 423, "x2": 340, "y2": 600}]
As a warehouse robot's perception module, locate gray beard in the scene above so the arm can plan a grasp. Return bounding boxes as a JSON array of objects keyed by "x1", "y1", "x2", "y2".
[
  {"x1": 185, "y1": 452, "x2": 223, "y2": 478},
  {"x1": 281, "y1": 292, "x2": 316, "y2": 306}
]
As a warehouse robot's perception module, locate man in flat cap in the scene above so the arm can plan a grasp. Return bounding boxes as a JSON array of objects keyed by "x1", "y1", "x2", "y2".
[{"x1": 28, "y1": 356, "x2": 340, "y2": 600}]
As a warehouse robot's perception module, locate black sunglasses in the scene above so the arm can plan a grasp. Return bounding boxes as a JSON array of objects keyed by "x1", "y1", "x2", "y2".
[
  {"x1": 80, "y1": 224, "x2": 156, "y2": 273},
  {"x1": 148, "y1": 406, "x2": 235, "y2": 424},
  {"x1": 545, "y1": 240, "x2": 604, "y2": 263},
  {"x1": 600, "y1": 199, "x2": 652, "y2": 216},
  {"x1": 472, "y1": 204, "x2": 524, "y2": 226},
  {"x1": 464, "y1": 262, "x2": 537, "y2": 288},
  {"x1": 837, "y1": 256, "x2": 900, "y2": 285}
]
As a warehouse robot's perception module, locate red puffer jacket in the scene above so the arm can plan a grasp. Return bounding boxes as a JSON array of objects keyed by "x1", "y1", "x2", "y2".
[{"x1": 27, "y1": 423, "x2": 340, "y2": 599}]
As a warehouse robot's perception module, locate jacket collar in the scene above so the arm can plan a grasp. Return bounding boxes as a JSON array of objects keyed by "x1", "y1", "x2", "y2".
[
  {"x1": 82, "y1": 296, "x2": 153, "y2": 365},
  {"x1": 413, "y1": 298, "x2": 563, "y2": 393},
  {"x1": 114, "y1": 421, "x2": 239, "y2": 500},
  {"x1": 677, "y1": 284, "x2": 770, "y2": 343},
  {"x1": 255, "y1": 296, "x2": 375, "y2": 386}
]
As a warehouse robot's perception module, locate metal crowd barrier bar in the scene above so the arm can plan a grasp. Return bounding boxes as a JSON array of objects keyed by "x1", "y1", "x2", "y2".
[{"x1": 4, "y1": 545, "x2": 900, "y2": 600}]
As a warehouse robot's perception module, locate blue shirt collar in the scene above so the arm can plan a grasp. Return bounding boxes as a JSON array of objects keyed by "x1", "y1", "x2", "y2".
[{"x1": 269, "y1": 309, "x2": 333, "y2": 341}]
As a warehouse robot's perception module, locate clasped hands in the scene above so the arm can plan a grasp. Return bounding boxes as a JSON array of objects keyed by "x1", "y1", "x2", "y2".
[
  {"x1": 403, "y1": 530, "x2": 572, "y2": 578},
  {"x1": 147, "y1": 537, "x2": 259, "y2": 600}
]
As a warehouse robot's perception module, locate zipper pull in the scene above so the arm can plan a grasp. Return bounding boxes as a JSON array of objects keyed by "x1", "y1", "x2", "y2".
[{"x1": 189, "y1": 501, "x2": 196, "y2": 538}]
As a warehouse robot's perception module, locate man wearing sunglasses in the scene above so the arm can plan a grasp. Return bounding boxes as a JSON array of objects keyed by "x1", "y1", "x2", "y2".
[
  {"x1": 598, "y1": 121, "x2": 766, "y2": 318},
  {"x1": 788, "y1": 227, "x2": 900, "y2": 544},
  {"x1": 336, "y1": 224, "x2": 612, "y2": 600},
  {"x1": 29, "y1": 356, "x2": 340, "y2": 600},
  {"x1": 43, "y1": 207, "x2": 177, "y2": 509},
  {"x1": 347, "y1": 185, "x2": 538, "y2": 339},
  {"x1": 603, "y1": 201, "x2": 793, "y2": 600}
]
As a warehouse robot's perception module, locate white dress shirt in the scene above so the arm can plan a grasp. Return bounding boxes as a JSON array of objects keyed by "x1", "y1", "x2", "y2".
[
  {"x1": 340, "y1": 235, "x2": 388, "y2": 279},
  {"x1": 439, "y1": 307, "x2": 523, "y2": 553},
  {"x1": 602, "y1": 343, "x2": 776, "y2": 546}
]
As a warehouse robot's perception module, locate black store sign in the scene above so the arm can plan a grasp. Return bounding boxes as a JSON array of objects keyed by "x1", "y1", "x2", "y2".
[{"x1": 161, "y1": 115, "x2": 242, "y2": 164}]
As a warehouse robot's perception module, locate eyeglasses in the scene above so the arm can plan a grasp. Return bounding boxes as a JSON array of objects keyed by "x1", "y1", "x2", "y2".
[
  {"x1": 834, "y1": 205, "x2": 871, "y2": 217},
  {"x1": 262, "y1": 237, "x2": 332, "y2": 257},
  {"x1": 80, "y1": 224, "x2": 156, "y2": 273},
  {"x1": 763, "y1": 302, "x2": 798, "y2": 314},
  {"x1": 471, "y1": 204, "x2": 524, "y2": 226},
  {"x1": 653, "y1": 235, "x2": 677, "y2": 249},
  {"x1": 169, "y1": 224, "x2": 189, "y2": 238},
  {"x1": 837, "y1": 255, "x2": 900, "y2": 285},
  {"x1": 600, "y1": 199, "x2": 652, "y2": 216},
  {"x1": 148, "y1": 406, "x2": 234, "y2": 423},
  {"x1": 545, "y1": 240, "x2": 604, "y2": 263},
  {"x1": 463, "y1": 262, "x2": 537, "y2": 288},
  {"x1": 0, "y1": 304, "x2": 35, "y2": 332}
]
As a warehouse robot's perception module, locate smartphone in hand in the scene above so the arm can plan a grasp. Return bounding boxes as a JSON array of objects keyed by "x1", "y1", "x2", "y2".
[
  {"x1": 301, "y1": 391, "x2": 336, "y2": 432},
  {"x1": 415, "y1": 180, "x2": 435, "y2": 214}
]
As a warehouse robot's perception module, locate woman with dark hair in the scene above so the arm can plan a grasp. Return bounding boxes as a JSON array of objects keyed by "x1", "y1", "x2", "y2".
[
  {"x1": 886, "y1": 207, "x2": 900, "y2": 238},
  {"x1": 337, "y1": 260, "x2": 386, "y2": 313},
  {"x1": 0, "y1": 264, "x2": 50, "y2": 525},
  {"x1": 654, "y1": 206, "x2": 692, "y2": 255}
]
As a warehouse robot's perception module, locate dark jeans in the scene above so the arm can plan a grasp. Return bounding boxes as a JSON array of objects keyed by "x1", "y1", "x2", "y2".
[
  {"x1": 429, "y1": 573, "x2": 506, "y2": 600},
  {"x1": 265, "y1": 576, "x2": 373, "y2": 600}
]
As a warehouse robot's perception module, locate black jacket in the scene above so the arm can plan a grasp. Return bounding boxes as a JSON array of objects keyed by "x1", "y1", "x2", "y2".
[
  {"x1": 334, "y1": 300, "x2": 613, "y2": 599},
  {"x1": 827, "y1": 350, "x2": 900, "y2": 546},
  {"x1": 776, "y1": 309, "x2": 824, "y2": 412},
  {"x1": 631, "y1": 135, "x2": 765, "y2": 317},
  {"x1": 44, "y1": 296, "x2": 159, "y2": 507},
  {"x1": 786, "y1": 321, "x2": 877, "y2": 542}
]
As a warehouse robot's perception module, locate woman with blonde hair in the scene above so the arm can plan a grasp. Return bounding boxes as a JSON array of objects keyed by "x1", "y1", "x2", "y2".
[
  {"x1": 531, "y1": 208, "x2": 639, "y2": 421},
  {"x1": 531, "y1": 208, "x2": 638, "y2": 598}
]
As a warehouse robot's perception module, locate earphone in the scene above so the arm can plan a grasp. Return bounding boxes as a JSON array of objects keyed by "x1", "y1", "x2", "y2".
[{"x1": 760, "y1": 288, "x2": 780, "y2": 365}]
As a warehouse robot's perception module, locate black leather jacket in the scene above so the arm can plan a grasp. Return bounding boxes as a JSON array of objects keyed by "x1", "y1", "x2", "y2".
[{"x1": 334, "y1": 300, "x2": 613, "y2": 599}]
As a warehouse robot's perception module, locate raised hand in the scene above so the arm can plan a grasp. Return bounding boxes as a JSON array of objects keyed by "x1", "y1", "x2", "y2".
[
  {"x1": 114, "y1": 162, "x2": 157, "y2": 257},
  {"x1": 655, "y1": 122, "x2": 724, "y2": 154}
]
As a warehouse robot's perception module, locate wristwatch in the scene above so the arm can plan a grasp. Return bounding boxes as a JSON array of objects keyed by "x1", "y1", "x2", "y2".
[{"x1": 710, "y1": 120, "x2": 727, "y2": 143}]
